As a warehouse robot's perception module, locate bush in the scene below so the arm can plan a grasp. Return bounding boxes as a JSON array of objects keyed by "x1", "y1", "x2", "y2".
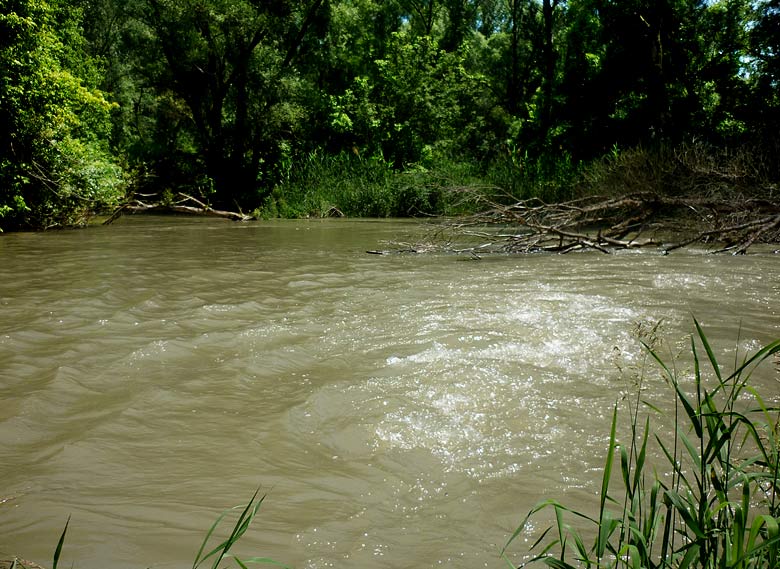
[{"x1": 578, "y1": 142, "x2": 778, "y2": 200}]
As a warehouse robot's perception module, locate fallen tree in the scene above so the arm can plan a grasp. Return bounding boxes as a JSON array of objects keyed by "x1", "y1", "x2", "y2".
[
  {"x1": 103, "y1": 193, "x2": 252, "y2": 224},
  {"x1": 433, "y1": 142, "x2": 780, "y2": 255},
  {"x1": 442, "y1": 192, "x2": 780, "y2": 255}
]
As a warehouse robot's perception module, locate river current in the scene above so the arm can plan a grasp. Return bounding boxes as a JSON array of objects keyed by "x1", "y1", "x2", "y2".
[{"x1": 1, "y1": 217, "x2": 778, "y2": 568}]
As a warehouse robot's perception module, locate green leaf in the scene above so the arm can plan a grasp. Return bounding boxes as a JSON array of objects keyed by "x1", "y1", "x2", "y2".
[
  {"x1": 664, "y1": 491, "x2": 706, "y2": 539},
  {"x1": 52, "y1": 515, "x2": 70, "y2": 569},
  {"x1": 600, "y1": 404, "x2": 618, "y2": 517},
  {"x1": 694, "y1": 317, "x2": 722, "y2": 382}
]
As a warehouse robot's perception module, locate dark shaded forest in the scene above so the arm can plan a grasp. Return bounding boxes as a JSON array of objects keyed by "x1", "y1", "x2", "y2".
[{"x1": 1, "y1": 0, "x2": 779, "y2": 231}]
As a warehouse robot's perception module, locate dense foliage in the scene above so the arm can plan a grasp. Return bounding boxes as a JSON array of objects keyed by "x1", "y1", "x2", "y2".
[
  {"x1": 1, "y1": 0, "x2": 779, "y2": 229},
  {"x1": 0, "y1": 0, "x2": 125, "y2": 229}
]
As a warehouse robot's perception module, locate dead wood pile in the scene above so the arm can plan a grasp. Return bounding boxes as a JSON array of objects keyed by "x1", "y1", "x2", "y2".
[{"x1": 447, "y1": 192, "x2": 780, "y2": 255}]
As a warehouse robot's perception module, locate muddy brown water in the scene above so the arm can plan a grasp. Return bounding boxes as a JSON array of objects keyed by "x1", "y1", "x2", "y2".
[{"x1": 1, "y1": 217, "x2": 778, "y2": 568}]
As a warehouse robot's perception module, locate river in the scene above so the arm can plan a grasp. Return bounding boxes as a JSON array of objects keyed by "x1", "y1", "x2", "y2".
[{"x1": 1, "y1": 217, "x2": 778, "y2": 569}]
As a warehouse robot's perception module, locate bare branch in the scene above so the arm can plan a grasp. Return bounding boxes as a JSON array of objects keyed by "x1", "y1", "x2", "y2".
[{"x1": 440, "y1": 192, "x2": 780, "y2": 255}]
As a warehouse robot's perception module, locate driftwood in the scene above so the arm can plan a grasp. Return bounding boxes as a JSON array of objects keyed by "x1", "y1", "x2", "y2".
[
  {"x1": 0, "y1": 559, "x2": 47, "y2": 569},
  {"x1": 103, "y1": 193, "x2": 252, "y2": 225},
  {"x1": 444, "y1": 192, "x2": 780, "y2": 255}
]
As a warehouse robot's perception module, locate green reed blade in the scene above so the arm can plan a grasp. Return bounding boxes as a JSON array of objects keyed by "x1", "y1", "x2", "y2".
[
  {"x1": 499, "y1": 551, "x2": 518, "y2": 569},
  {"x1": 596, "y1": 512, "x2": 620, "y2": 560},
  {"x1": 676, "y1": 542, "x2": 700, "y2": 569},
  {"x1": 238, "y1": 556, "x2": 290, "y2": 568},
  {"x1": 664, "y1": 490, "x2": 706, "y2": 539},
  {"x1": 193, "y1": 509, "x2": 233, "y2": 569},
  {"x1": 701, "y1": 422, "x2": 734, "y2": 468},
  {"x1": 541, "y1": 558, "x2": 579, "y2": 569},
  {"x1": 621, "y1": 444, "x2": 631, "y2": 499},
  {"x1": 502, "y1": 504, "x2": 547, "y2": 555},
  {"x1": 52, "y1": 515, "x2": 70, "y2": 569},
  {"x1": 626, "y1": 523, "x2": 648, "y2": 551},
  {"x1": 571, "y1": 530, "x2": 588, "y2": 565},
  {"x1": 654, "y1": 435, "x2": 681, "y2": 478},
  {"x1": 673, "y1": 378, "x2": 703, "y2": 440},
  {"x1": 694, "y1": 318, "x2": 722, "y2": 382},
  {"x1": 678, "y1": 429, "x2": 703, "y2": 473},
  {"x1": 192, "y1": 489, "x2": 266, "y2": 569},
  {"x1": 632, "y1": 416, "x2": 650, "y2": 495},
  {"x1": 211, "y1": 492, "x2": 264, "y2": 569},
  {"x1": 747, "y1": 515, "x2": 779, "y2": 553},
  {"x1": 620, "y1": 543, "x2": 641, "y2": 569},
  {"x1": 554, "y1": 505, "x2": 567, "y2": 560},
  {"x1": 600, "y1": 404, "x2": 618, "y2": 518},
  {"x1": 531, "y1": 525, "x2": 555, "y2": 553},
  {"x1": 727, "y1": 339, "x2": 780, "y2": 383}
]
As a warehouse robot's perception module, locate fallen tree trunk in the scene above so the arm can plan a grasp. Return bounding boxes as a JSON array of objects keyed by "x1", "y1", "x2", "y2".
[{"x1": 103, "y1": 193, "x2": 252, "y2": 225}]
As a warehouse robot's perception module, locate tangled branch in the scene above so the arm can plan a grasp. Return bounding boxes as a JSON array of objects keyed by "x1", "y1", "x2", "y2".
[{"x1": 445, "y1": 192, "x2": 780, "y2": 255}]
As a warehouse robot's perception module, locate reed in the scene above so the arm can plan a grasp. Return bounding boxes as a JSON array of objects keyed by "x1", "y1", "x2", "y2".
[
  {"x1": 47, "y1": 491, "x2": 286, "y2": 569},
  {"x1": 192, "y1": 490, "x2": 288, "y2": 569},
  {"x1": 502, "y1": 319, "x2": 780, "y2": 569},
  {"x1": 52, "y1": 517, "x2": 68, "y2": 569},
  {"x1": 258, "y1": 149, "x2": 496, "y2": 218}
]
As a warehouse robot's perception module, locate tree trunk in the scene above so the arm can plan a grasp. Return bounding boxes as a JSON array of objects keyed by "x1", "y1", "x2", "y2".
[{"x1": 540, "y1": 0, "x2": 556, "y2": 141}]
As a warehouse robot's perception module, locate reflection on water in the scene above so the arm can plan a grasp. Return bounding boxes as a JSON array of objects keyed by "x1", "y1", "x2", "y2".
[{"x1": 1, "y1": 217, "x2": 778, "y2": 569}]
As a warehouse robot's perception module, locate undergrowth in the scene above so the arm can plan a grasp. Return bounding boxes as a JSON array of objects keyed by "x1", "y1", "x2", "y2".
[{"x1": 255, "y1": 148, "x2": 579, "y2": 219}]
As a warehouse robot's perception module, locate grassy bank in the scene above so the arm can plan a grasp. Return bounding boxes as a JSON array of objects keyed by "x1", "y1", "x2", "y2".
[
  {"x1": 255, "y1": 147, "x2": 585, "y2": 219},
  {"x1": 256, "y1": 150, "x2": 489, "y2": 219},
  {"x1": 255, "y1": 141, "x2": 778, "y2": 221}
]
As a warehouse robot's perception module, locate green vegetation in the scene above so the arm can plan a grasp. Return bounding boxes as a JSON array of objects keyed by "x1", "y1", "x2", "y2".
[
  {"x1": 2, "y1": 0, "x2": 779, "y2": 230},
  {"x1": 502, "y1": 321, "x2": 780, "y2": 568},
  {"x1": 40, "y1": 490, "x2": 286, "y2": 569},
  {"x1": 191, "y1": 490, "x2": 286, "y2": 569},
  {"x1": 0, "y1": 0, "x2": 126, "y2": 230}
]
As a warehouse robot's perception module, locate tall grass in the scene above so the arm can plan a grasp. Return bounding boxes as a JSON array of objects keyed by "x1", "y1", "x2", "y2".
[
  {"x1": 258, "y1": 149, "x2": 517, "y2": 218},
  {"x1": 503, "y1": 320, "x2": 780, "y2": 569},
  {"x1": 483, "y1": 147, "x2": 580, "y2": 204}
]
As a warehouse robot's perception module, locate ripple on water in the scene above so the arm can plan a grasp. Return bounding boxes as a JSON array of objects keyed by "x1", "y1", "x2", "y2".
[{"x1": 2, "y1": 221, "x2": 779, "y2": 569}]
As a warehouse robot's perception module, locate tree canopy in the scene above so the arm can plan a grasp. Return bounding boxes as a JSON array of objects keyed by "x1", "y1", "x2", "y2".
[{"x1": 1, "y1": 0, "x2": 778, "y2": 230}]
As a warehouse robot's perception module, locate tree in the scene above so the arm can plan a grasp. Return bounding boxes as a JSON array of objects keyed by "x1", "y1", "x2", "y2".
[
  {"x1": 129, "y1": 0, "x2": 328, "y2": 209},
  {"x1": 554, "y1": 0, "x2": 606, "y2": 156},
  {"x1": 751, "y1": 0, "x2": 780, "y2": 127},
  {"x1": 0, "y1": 0, "x2": 125, "y2": 230},
  {"x1": 440, "y1": 0, "x2": 479, "y2": 52}
]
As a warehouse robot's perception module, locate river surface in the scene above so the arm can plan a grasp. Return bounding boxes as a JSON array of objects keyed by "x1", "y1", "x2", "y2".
[{"x1": 1, "y1": 217, "x2": 778, "y2": 569}]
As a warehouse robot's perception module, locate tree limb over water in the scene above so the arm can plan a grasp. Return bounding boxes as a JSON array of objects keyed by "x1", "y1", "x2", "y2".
[
  {"x1": 442, "y1": 192, "x2": 780, "y2": 255},
  {"x1": 103, "y1": 193, "x2": 252, "y2": 224}
]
